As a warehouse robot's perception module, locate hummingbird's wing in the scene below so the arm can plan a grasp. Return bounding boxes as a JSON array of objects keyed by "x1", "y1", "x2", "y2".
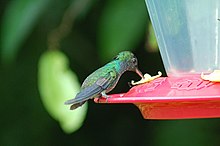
[
  {"x1": 65, "y1": 69, "x2": 118, "y2": 109},
  {"x1": 66, "y1": 82, "x2": 103, "y2": 110},
  {"x1": 65, "y1": 84, "x2": 103, "y2": 105}
]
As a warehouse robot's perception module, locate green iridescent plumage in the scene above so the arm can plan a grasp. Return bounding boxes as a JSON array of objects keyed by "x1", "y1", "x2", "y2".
[{"x1": 65, "y1": 51, "x2": 143, "y2": 110}]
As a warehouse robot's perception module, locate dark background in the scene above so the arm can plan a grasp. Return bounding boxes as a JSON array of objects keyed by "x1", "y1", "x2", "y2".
[{"x1": 1, "y1": 0, "x2": 220, "y2": 145}]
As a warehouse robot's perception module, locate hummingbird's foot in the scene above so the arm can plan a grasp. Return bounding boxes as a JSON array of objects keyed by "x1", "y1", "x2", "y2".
[
  {"x1": 97, "y1": 98, "x2": 100, "y2": 103},
  {"x1": 96, "y1": 94, "x2": 102, "y2": 103},
  {"x1": 101, "y1": 91, "x2": 110, "y2": 103},
  {"x1": 105, "y1": 96, "x2": 110, "y2": 103}
]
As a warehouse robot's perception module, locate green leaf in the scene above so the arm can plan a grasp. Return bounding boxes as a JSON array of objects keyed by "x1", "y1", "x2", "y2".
[
  {"x1": 98, "y1": 0, "x2": 148, "y2": 62},
  {"x1": 38, "y1": 50, "x2": 87, "y2": 133},
  {"x1": 1, "y1": 0, "x2": 50, "y2": 63}
]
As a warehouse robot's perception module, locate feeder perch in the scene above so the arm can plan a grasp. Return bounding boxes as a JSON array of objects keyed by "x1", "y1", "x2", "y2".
[{"x1": 95, "y1": 0, "x2": 220, "y2": 119}]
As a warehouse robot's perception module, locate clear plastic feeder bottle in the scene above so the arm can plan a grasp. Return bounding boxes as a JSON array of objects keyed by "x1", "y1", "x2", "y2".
[{"x1": 145, "y1": 0, "x2": 220, "y2": 76}]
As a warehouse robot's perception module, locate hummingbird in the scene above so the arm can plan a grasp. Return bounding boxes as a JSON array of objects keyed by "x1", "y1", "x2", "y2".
[{"x1": 64, "y1": 51, "x2": 144, "y2": 110}]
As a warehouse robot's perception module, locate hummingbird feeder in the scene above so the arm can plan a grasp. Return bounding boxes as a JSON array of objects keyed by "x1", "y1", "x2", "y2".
[{"x1": 95, "y1": 0, "x2": 220, "y2": 119}]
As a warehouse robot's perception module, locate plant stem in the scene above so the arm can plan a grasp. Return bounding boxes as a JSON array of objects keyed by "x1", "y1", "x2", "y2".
[{"x1": 47, "y1": 0, "x2": 91, "y2": 50}]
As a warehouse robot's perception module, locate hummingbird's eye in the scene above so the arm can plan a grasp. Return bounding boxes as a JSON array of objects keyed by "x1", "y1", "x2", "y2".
[{"x1": 131, "y1": 58, "x2": 137, "y2": 64}]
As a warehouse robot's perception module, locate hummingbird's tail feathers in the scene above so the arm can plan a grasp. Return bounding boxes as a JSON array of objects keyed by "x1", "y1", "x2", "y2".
[
  {"x1": 64, "y1": 98, "x2": 79, "y2": 105},
  {"x1": 64, "y1": 83, "x2": 103, "y2": 105},
  {"x1": 64, "y1": 93, "x2": 90, "y2": 105},
  {"x1": 64, "y1": 76, "x2": 114, "y2": 110},
  {"x1": 70, "y1": 101, "x2": 86, "y2": 110}
]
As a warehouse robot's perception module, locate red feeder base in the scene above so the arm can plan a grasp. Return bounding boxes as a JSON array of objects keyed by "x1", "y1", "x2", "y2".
[{"x1": 94, "y1": 75, "x2": 220, "y2": 119}]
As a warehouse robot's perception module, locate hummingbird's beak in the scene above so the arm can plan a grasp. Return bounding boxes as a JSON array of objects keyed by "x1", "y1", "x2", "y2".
[{"x1": 135, "y1": 68, "x2": 144, "y2": 79}]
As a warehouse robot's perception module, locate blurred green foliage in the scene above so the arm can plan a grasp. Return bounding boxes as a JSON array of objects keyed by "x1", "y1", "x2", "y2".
[
  {"x1": 1, "y1": 0, "x2": 50, "y2": 63},
  {"x1": 38, "y1": 50, "x2": 87, "y2": 133},
  {"x1": 98, "y1": 0, "x2": 148, "y2": 62},
  {"x1": 1, "y1": 0, "x2": 220, "y2": 145}
]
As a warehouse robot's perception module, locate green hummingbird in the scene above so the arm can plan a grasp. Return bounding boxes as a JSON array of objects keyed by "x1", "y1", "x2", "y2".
[{"x1": 65, "y1": 51, "x2": 144, "y2": 110}]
